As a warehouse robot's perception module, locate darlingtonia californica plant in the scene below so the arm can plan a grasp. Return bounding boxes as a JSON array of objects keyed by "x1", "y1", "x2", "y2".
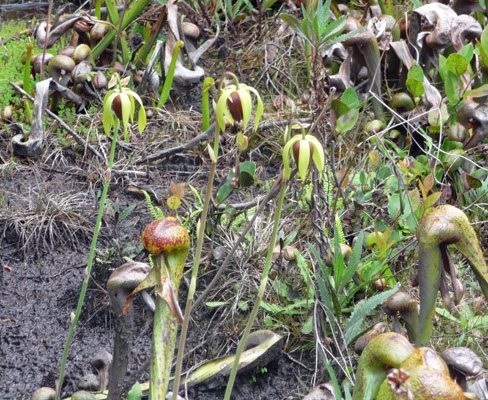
[
  {"x1": 124, "y1": 217, "x2": 190, "y2": 400},
  {"x1": 416, "y1": 205, "x2": 488, "y2": 347},
  {"x1": 352, "y1": 332, "x2": 467, "y2": 400}
]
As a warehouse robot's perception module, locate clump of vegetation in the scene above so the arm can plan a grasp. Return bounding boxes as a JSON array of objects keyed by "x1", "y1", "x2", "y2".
[{"x1": 1, "y1": 0, "x2": 488, "y2": 399}]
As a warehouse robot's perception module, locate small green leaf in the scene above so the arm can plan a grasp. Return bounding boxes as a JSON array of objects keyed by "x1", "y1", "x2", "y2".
[
  {"x1": 127, "y1": 382, "x2": 143, "y2": 400},
  {"x1": 167, "y1": 196, "x2": 181, "y2": 210},
  {"x1": 408, "y1": 189, "x2": 420, "y2": 213},
  {"x1": 427, "y1": 103, "x2": 448, "y2": 127},
  {"x1": 216, "y1": 182, "x2": 234, "y2": 204},
  {"x1": 458, "y1": 43, "x2": 474, "y2": 63},
  {"x1": 477, "y1": 38, "x2": 488, "y2": 69},
  {"x1": 341, "y1": 86, "x2": 359, "y2": 109},
  {"x1": 335, "y1": 108, "x2": 359, "y2": 134},
  {"x1": 423, "y1": 173, "x2": 434, "y2": 193},
  {"x1": 406, "y1": 77, "x2": 425, "y2": 98},
  {"x1": 439, "y1": 55, "x2": 448, "y2": 82},
  {"x1": 445, "y1": 72, "x2": 461, "y2": 104},
  {"x1": 446, "y1": 53, "x2": 468, "y2": 76},
  {"x1": 206, "y1": 301, "x2": 228, "y2": 307},
  {"x1": 239, "y1": 161, "x2": 256, "y2": 188},
  {"x1": 464, "y1": 84, "x2": 488, "y2": 98},
  {"x1": 408, "y1": 64, "x2": 424, "y2": 82},
  {"x1": 424, "y1": 192, "x2": 442, "y2": 209},
  {"x1": 465, "y1": 173, "x2": 482, "y2": 189},
  {"x1": 331, "y1": 99, "x2": 350, "y2": 117},
  {"x1": 480, "y1": 25, "x2": 488, "y2": 65}
]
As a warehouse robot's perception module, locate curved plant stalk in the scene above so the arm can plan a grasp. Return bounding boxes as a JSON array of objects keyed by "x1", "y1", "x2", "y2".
[
  {"x1": 223, "y1": 171, "x2": 288, "y2": 400},
  {"x1": 157, "y1": 41, "x2": 184, "y2": 108},
  {"x1": 223, "y1": 120, "x2": 324, "y2": 399},
  {"x1": 55, "y1": 118, "x2": 120, "y2": 400},
  {"x1": 382, "y1": 291, "x2": 419, "y2": 344},
  {"x1": 201, "y1": 77, "x2": 215, "y2": 132},
  {"x1": 352, "y1": 332, "x2": 415, "y2": 400},
  {"x1": 344, "y1": 18, "x2": 383, "y2": 120},
  {"x1": 416, "y1": 205, "x2": 488, "y2": 347}
]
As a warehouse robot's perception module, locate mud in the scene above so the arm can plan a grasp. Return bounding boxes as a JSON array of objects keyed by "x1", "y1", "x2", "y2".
[{"x1": 0, "y1": 160, "x2": 311, "y2": 400}]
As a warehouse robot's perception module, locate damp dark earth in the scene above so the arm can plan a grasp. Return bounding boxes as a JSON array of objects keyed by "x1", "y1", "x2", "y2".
[{"x1": 2, "y1": 0, "x2": 488, "y2": 399}]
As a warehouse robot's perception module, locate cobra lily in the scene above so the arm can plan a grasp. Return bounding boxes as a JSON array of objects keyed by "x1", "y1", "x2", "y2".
[
  {"x1": 124, "y1": 217, "x2": 190, "y2": 399},
  {"x1": 416, "y1": 205, "x2": 488, "y2": 346},
  {"x1": 353, "y1": 332, "x2": 465, "y2": 400}
]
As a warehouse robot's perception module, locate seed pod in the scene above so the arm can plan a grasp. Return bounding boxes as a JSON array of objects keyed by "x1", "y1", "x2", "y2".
[
  {"x1": 72, "y1": 62, "x2": 92, "y2": 83},
  {"x1": 283, "y1": 246, "x2": 297, "y2": 262},
  {"x1": 182, "y1": 22, "x2": 200, "y2": 39},
  {"x1": 447, "y1": 122, "x2": 467, "y2": 142},
  {"x1": 72, "y1": 44, "x2": 92, "y2": 64},
  {"x1": 58, "y1": 46, "x2": 75, "y2": 57},
  {"x1": 373, "y1": 278, "x2": 387, "y2": 290},
  {"x1": 90, "y1": 22, "x2": 108, "y2": 42},
  {"x1": 364, "y1": 119, "x2": 384, "y2": 134},
  {"x1": 2, "y1": 105, "x2": 13, "y2": 121},
  {"x1": 32, "y1": 53, "x2": 53, "y2": 73},
  {"x1": 92, "y1": 71, "x2": 107, "y2": 89},
  {"x1": 133, "y1": 74, "x2": 142, "y2": 86},
  {"x1": 390, "y1": 92, "x2": 415, "y2": 111}
]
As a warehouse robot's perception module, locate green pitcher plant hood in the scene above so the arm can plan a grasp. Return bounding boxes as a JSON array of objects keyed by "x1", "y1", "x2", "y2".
[
  {"x1": 416, "y1": 205, "x2": 488, "y2": 347},
  {"x1": 353, "y1": 332, "x2": 466, "y2": 400}
]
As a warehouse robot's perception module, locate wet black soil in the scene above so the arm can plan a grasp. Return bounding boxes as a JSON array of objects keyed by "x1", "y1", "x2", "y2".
[
  {"x1": 0, "y1": 168, "x2": 312, "y2": 399},
  {"x1": 0, "y1": 150, "x2": 311, "y2": 400}
]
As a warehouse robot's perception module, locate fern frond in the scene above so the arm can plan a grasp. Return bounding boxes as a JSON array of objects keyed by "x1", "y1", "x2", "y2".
[
  {"x1": 335, "y1": 212, "x2": 346, "y2": 244},
  {"x1": 323, "y1": 165, "x2": 334, "y2": 206},
  {"x1": 142, "y1": 190, "x2": 164, "y2": 219}
]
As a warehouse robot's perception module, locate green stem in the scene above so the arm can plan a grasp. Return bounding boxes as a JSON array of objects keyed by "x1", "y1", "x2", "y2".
[
  {"x1": 23, "y1": 43, "x2": 33, "y2": 125},
  {"x1": 223, "y1": 172, "x2": 287, "y2": 400},
  {"x1": 55, "y1": 120, "x2": 119, "y2": 400},
  {"x1": 92, "y1": 0, "x2": 151, "y2": 60},
  {"x1": 95, "y1": 0, "x2": 102, "y2": 19},
  {"x1": 172, "y1": 160, "x2": 217, "y2": 399},
  {"x1": 201, "y1": 78, "x2": 215, "y2": 132},
  {"x1": 157, "y1": 41, "x2": 184, "y2": 108},
  {"x1": 134, "y1": 7, "x2": 167, "y2": 70}
]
